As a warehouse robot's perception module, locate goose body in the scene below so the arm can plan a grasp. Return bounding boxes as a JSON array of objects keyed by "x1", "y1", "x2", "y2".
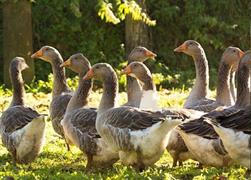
[
  {"x1": 85, "y1": 62, "x2": 189, "y2": 170},
  {"x1": 60, "y1": 54, "x2": 118, "y2": 168},
  {"x1": 0, "y1": 57, "x2": 45, "y2": 164},
  {"x1": 123, "y1": 61, "x2": 204, "y2": 167},
  {"x1": 168, "y1": 45, "x2": 243, "y2": 166},
  {"x1": 97, "y1": 106, "x2": 183, "y2": 169},
  {"x1": 176, "y1": 51, "x2": 251, "y2": 167},
  {"x1": 31, "y1": 46, "x2": 72, "y2": 141},
  {"x1": 206, "y1": 106, "x2": 251, "y2": 168}
]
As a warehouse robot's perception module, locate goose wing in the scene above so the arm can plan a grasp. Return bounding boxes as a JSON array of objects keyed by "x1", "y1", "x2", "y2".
[
  {"x1": 212, "y1": 106, "x2": 251, "y2": 134},
  {"x1": 69, "y1": 107, "x2": 99, "y2": 138},
  {"x1": 104, "y1": 106, "x2": 166, "y2": 131},
  {"x1": 0, "y1": 105, "x2": 40, "y2": 134},
  {"x1": 178, "y1": 117, "x2": 219, "y2": 139}
]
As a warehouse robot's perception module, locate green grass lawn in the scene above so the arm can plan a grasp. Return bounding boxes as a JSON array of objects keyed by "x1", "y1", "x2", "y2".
[{"x1": 0, "y1": 89, "x2": 248, "y2": 180}]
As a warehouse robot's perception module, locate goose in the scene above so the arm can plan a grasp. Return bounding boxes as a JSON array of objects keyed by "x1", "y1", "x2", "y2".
[
  {"x1": 0, "y1": 57, "x2": 45, "y2": 164},
  {"x1": 123, "y1": 46, "x2": 157, "y2": 107},
  {"x1": 191, "y1": 47, "x2": 244, "y2": 111},
  {"x1": 205, "y1": 106, "x2": 251, "y2": 170},
  {"x1": 122, "y1": 61, "x2": 160, "y2": 111},
  {"x1": 166, "y1": 46, "x2": 243, "y2": 167},
  {"x1": 176, "y1": 50, "x2": 251, "y2": 167},
  {"x1": 122, "y1": 61, "x2": 204, "y2": 167},
  {"x1": 31, "y1": 46, "x2": 72, "y2": 149},
  {"x1": 83, "y1": 63, "x2": 190, "y2": 171},
  {"x1": 174, "y1": 40, "x2": 213, "y2": 108},
  {"x1": 60, "y1": 54, "x2": 118, "y2": 168}
]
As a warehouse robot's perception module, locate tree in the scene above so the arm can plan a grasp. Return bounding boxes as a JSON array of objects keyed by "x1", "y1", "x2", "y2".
[
  {"x1": 3, "y1": 0, "x2": 34, "y2": 87},
  {"x1": 125, "y1": 0, "x2": 151, "y2": 57}
]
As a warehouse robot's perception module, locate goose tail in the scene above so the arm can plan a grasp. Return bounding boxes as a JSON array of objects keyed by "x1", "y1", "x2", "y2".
[{"x1": 12, "y1": 115, "x2": 46, "y2": 163}]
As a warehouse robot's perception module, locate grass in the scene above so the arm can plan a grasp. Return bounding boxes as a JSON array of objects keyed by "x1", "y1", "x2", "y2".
[{"x1": 0, "y1": 88, "x2": 249, "y2": 180}]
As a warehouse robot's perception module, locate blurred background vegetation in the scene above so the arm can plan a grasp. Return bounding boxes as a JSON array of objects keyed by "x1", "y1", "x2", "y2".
[{"x1": 0, "y1": 0, "x2": 250, "y2": 91}]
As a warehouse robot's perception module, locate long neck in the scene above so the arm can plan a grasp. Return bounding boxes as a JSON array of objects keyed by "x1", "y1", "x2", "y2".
[
  {"x1": 141, "y1": 76, "x2": 155, "y2": 91},
  {"x1": 51, "y1": 56, "x2": 70, "y2": 97},
  {"x1": 126, "y1": 59, "x2": 142, "y2": 107},
  {"x1": 10, "y1": 69, "x2": 25, "y2": 107},
  {"x1": 184, "y1": 52, "x2": 209, "y2": 107},
  {"x1": 216, "y1": 61, "x2": 233, "y2": 105},
  {"x1": 65, "y1": 72, "x2": 92, "y2": 114},
  {"x1": 235, "y1": 63, "x2": 250, "y2": 108},
  {"x1": 97, "y1": 74, "x2": 118, "y2": 117}
]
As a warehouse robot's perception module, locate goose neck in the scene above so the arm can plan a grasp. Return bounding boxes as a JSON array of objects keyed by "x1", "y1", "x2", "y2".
[
  {"x1": 97, "y1": 74, "x2": 118, "y2": 117},
  {"x1": 126, "y1": 58, "x2": 142, "y2": 107},
  {"x1": 141, "y1": 76, "x2": 155, "y2": 91},
  {"x1": 10, "y1": 68, "x2": 25, "y2": 107},
  {"x1": 235, "y1": 63, "x2": 250, "y2": 108},
  {"x1": 184, "y1": 52, "x2": 209, "y2": 107},
  {"x1": 216, "y1": 61, "x2": 233, "y2": 105},
  {"x1": 51, "y1": 56, "x2": 70, "y2": 97},
  {"x1": 65, "y1": 70, "x2": 93, "y2": 114},
  {"x1": 193, "y1": 53, "x2": 209, "y2": 94}
]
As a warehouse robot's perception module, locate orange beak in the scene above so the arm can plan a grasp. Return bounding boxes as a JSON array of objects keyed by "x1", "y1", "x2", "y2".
[
  {"x1": 83, "y1": 68, "x2": 94, "y2": 80},
  {"x1": 238, "y1": 50, "x2": 244, "y2": 58},
  {"x1": 60, "y1": 59, "x2": 71, "y2": 68},
  {"x1": 174, "y1": 43, "x2": 187, "y2": 52},
  {"x1": 31, "y1": 49, "x2": 43, "y2": 58},
  {"x1": 121, "y1": 66, "x2": 132, "y2": 75},
  {"x1": 145, "y1": 50, "x2": 157, "y2": 59}
]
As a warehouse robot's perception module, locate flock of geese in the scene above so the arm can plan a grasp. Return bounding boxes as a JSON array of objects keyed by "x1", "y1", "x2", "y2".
[{"x1": 0, "y1": 40, "x2": 250, "y2": 174}]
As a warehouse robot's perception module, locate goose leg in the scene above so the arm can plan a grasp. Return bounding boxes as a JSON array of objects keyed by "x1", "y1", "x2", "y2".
[
  {"x1": 11, "y1": 150, "x2": 17, "y2": 165},
  {"x1": 66, "y1": 142, "x2": 71, "y2": 152},
  {"x1": 136, "y1": 148, "x2": 145, "y2": 172},
  {"x1": 86, "y1": 154, "x2": 93, "y2": 169},
  {"x1": 172, "y1": 153, "x2": 178, "y2": 167},
  {"x1": 245, "y1": 169, "x2": 251, "y2": 178},
  {"x1": 63, "y1": 137, "x2": 71, "y2": 152},
  {"x1": 197, "y1": 162, "x2": 203, "y2": 169},
  {"x1": 178, "y1": 160, "x2": 183, "y2": 166}
]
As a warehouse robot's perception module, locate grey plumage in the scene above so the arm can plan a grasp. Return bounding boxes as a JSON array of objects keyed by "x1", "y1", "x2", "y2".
[{"x1": 0, "y1": 57, "x2": 45, "y2": 164}]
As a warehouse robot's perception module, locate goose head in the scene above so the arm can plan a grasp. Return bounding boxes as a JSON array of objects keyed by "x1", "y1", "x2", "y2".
[
  {"x1": 10, "y1": 57, "x2": 29, "y2": 72},
  {"x1": 60, "y1": 53, "x2": 91, "y2": 74},
  {"x1": 222, "y1": 47, "x2": 244, "y2": 71},
  {"x1": 174, "y1": 40, "x2": 203, "y2": 57},
  {"x1": 128, "y1": 46, "x2": 157, "y2": 62},
  {"x1": 122, "y1": 62, "x2": 152, "y2": 82},
  {"x1": 31, "y1": 46, "x2": 62, "y2": 63},
  {"x1": 83, "y1": 63, "x2": 116, "y2": 81}
]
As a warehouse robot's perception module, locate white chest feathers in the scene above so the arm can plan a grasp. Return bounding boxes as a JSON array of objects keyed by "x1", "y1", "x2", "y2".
[{"x1": 140, "y1": 90, "x2": 161, "y2": 111}]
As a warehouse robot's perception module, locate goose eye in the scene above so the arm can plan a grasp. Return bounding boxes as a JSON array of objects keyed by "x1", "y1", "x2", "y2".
[{"x1": 233, "y1": 50, "x2": 236, "y2": 53}]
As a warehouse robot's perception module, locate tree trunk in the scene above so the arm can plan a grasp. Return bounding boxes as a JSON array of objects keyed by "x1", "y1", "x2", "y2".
[
  {"x1": 3, "y1": 0, "x2": 34, "y2": 87},
  {"x1": 125, "y1": 0, "x2": 151, "y2": 57}
]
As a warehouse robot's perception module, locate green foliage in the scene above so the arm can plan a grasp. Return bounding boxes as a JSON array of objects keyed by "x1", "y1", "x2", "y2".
[
  {"x1": 97, "y1": 0, "x2": 156, "y2": 26},
  {"x1": 1, "y1": 0, "x2": 249, "y2": 91},
  {"x1": 146, "y1": 0, "x2": 250, "y2": 89},
  {"x1": 32, "y1": 0, "x2": 125, "y2": 83}
]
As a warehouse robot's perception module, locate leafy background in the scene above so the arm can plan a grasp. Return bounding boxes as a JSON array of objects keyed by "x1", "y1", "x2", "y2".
[{"x1": 0, "y1": 0, "x2": 249, "y2": 89}]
